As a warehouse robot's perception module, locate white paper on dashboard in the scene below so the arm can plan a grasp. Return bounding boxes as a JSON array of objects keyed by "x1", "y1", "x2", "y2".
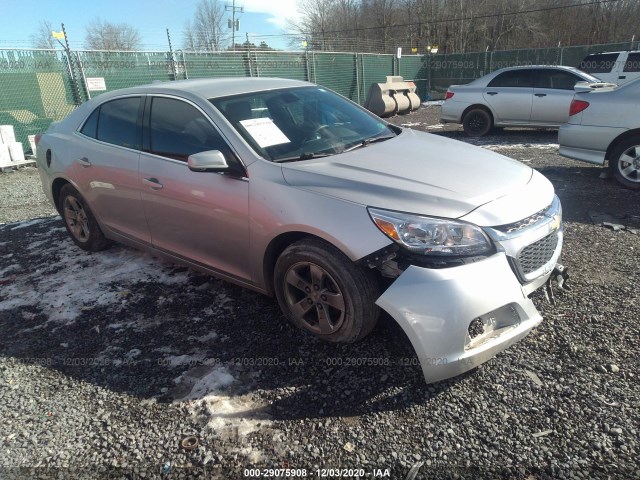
[{"x1": 239, "y1": 117, "x2": 290, "y2": 148}]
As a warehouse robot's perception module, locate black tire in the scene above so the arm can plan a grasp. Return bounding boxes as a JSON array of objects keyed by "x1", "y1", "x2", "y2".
[
  {"x1": 274, "y1": 238, "x2": 380, "y2": 343},
  {"x1": 609, "y1": 136, "x2": 640, "y2": 190},
  {"x1": 462, "y1": 108, "x2": 493, "y2": 137},
  {"x1": 58, "y1": 184, "x2": 111, "y2": 252}
]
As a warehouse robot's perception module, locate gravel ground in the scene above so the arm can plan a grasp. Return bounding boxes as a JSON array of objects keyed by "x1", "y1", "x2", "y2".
[{"x1": 1, "y1": 106, "x2": 639, "y2": 479}]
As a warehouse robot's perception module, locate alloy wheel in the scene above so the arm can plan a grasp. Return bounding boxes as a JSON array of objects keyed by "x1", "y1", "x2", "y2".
[{"x1": 282, "y1": 261, "x2": 346, "y2": 335}]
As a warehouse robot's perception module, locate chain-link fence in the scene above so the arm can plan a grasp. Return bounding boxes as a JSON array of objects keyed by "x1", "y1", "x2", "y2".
[
  {"x1": 0, "y1": 40, "x2": 636, "y2": 149},
  {"x1": 0, "y1": 49, "x2": 77, "y2": 152}
]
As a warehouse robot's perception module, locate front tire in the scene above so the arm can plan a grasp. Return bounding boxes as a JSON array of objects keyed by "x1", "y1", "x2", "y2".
[
  {"x1": 274, "y1": 238, "x2": 380, "y2": 343},
  {"x1": 462, "y1": 108, "x2": 493, "y2": 137},
  {"x1": 59, "y1": 184, "x2": 111, "y2": 251},
  {"x1": 609, "y1": 137, "x2": 640, "y2": 190}
]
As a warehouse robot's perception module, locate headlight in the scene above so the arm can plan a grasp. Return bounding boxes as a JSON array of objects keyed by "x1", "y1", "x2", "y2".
[{"x1": 368, "y1": 207, "x2": 492, "y2": 256}]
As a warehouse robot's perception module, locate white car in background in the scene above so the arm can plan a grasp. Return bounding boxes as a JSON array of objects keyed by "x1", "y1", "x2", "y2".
[
  {"x1": 441, "y1": 66, "x2": 601, "y2": 136},
  {"x1": 578, "y1": 50, "x2": 640, "y2": 85},
  {"x1": 559, "y1": 78, "x2": 640, "y2": 189}
]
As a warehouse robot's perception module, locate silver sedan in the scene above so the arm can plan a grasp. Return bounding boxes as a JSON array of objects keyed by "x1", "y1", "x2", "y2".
[
  {"x1": 441, "y1": 66, "x2": 600, "y2": 136},
  {"x1": 36, "y1": 78, "x2": 563, "y2": 383},
  {"x1": 559, "y1": 78, "x2": 640, "y2": 189}
]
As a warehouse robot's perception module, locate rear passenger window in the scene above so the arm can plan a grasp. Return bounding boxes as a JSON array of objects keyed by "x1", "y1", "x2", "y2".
[
  {"x1": 488, "y1": 70, "x2": 534, "y2": 88},
  {"x1": 535, "y1": 70, "x2": 582, "y2": 90},
  {"x1": 148, "y1": 97, "x2": 233, "y2": 162},
  {"x1": 80, "y1": 107, "x2": 99, "y2": 139},
  {"x1": 579, "y1": 53, "x2": 618, "y2": 73},
  {"x1": 623, "y1": 53, "x2": 640, "y2": 72},
  {"x1": 97, "y1": 97, "x2": 141, "y2": 149}
]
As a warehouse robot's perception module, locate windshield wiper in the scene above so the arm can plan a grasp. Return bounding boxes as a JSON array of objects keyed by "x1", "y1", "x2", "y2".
[
  {"x1": 342, "y1": 135, "x2": 396, "y2": 153},
  {"x1": 273, "y1": 152, "x2": 332, "y2": 163}
]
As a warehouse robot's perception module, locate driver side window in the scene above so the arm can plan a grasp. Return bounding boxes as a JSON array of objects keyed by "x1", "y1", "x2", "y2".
[{"x1": 147, "y1": 97, "x2": 233, "y2": 162}]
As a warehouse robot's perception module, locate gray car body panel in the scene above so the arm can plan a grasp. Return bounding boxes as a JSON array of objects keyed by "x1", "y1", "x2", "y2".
[
  {"x1": 36, "y1": 77, "x2": 562, "y2": 384},
  {"x1": 281, "y1": 129, "x2": 534, "y2": 221},
  {"x1": 376, "y1": 253, "x2": 544, "y2": 383},
  {"x1": 559, "y1": 78, "x2": 640, "y2": 165}
]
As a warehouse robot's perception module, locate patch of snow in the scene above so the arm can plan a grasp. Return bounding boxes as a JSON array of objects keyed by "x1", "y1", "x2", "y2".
[
  {"x1": 178, "y1": 365, "x2": 235, "y2": 399},
  {"x1": 0, "y1": 264, "x2": 20, "y2": 277},
  {"x1": 153, "y1": 346, "x2": 176, "y2": 354},
  {"x1": 421, "y1": 100, "x2": 444, "y2": 106},
  {"x1": 424, "y1": 124, "x2": 445, "y2": 130},
  {"x1": 0, "y1": 238, "x2": 192, "y2": 323},
  {"x1": 9, "y1": 218, "x2": 54, "y2": 231},
  {"x1": 165, "y1": 353, "x2": 208, "y2": 369},
  {"x1": 401, "y1": 122, "x2": 422, "y2": 127},
  {"x1": 188, "y1": 331, "x2": 219, "y2": 343},
  {"x1": 174, "y1": 366, "x2": 271, "y2": 440},
  {"x1": 481, "y1": 143, "x2": 559, "y2": 152},
  {"x1": 126, "y1": 348, "x2": 142, "y2": 359}
]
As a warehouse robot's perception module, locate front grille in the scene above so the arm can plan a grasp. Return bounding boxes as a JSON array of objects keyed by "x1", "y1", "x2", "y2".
[
  {"x1": 494, "y1": 204, "x2": 552, "y2": 234},
  {"x1": 517, "y1": 232, "x2": 559, "y2": 275}
]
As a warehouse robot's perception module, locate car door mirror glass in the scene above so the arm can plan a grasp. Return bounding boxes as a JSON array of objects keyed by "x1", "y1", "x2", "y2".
[{"x1": 187, "y1": 150, "x2": 229, "y2": 172}]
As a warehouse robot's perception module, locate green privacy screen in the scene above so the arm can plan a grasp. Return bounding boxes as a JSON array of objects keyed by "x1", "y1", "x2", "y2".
[{"x1": 2, "y1": 40, "x2": 636, "y2": 145}]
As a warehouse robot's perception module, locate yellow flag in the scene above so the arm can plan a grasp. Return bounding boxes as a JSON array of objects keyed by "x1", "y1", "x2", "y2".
[{"x1": 52, "y1": 31, "x2": 65, "y2": 40}]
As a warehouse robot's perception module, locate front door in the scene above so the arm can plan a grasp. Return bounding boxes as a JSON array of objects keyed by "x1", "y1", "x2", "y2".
[{"x1": 138, "y1": 96, "x2": 251, "y2": 280}]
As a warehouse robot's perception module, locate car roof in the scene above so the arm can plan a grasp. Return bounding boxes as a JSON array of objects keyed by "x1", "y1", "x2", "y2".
[
  {"x1": 584, "y1": 50, "x2": 640, "y2": 55},
  {"x1": 494, "y1": 65, "x2": 584, "y2": 73},
  {"x1": 97, "y1": 77, "x2": 312, "y2": 101}
]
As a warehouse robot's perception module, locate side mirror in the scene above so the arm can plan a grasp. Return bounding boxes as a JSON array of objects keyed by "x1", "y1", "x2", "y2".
[{"x1": 187, "y1": 150, "x2": 229, "y2": 172}]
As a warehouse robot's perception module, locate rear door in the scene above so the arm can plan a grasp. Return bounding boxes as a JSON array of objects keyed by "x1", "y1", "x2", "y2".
[
  {"x1": 483, "y1": 69, "x2": 534, "y2": 124},
  {"x1": 138, "y1": 95, "x2": 251, "y2": 280},
  {"x1": 73, "y1": 96, "x2": 150, "y2": 243},
  {"x1": 531, "y1": 69, "x2": 585, "y2": 125}
]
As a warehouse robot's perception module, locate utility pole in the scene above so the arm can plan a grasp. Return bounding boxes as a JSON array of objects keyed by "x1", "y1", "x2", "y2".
[
  {"x1": 226, "y1": 1, "x2": 243, "y2": 51},
  {"x1": 55, "y1": 23, "x2": 83, "y2": 105},
  {"x1": 166, "y1": 28, "x2": 177, "y2": 80}
]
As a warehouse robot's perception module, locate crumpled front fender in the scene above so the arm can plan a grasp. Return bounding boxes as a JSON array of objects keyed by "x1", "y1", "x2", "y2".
[{"x1": 376, "y1": 253, "x2": 543, "y2": 384}]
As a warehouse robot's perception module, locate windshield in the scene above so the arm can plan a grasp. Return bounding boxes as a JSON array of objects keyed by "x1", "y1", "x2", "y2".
[{"x1": 210, "y1": 86, "x2": 396, "y2": 162}]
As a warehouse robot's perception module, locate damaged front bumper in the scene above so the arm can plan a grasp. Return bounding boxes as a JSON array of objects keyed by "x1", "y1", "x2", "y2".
[{"x1": 376, "y1": 253, "x2": 551, "y2": 384}]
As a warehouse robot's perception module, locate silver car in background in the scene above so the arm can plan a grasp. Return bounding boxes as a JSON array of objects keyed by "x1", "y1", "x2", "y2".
[
  {"x1": 36, "y1": 78, "x2": 564, "y2": 383},
  {"x1": 441, "y1": 66, "x2": 600, "y2": 136},
  {"x1": 559, "y1": 78, "x2": 640, "y2": 189}
]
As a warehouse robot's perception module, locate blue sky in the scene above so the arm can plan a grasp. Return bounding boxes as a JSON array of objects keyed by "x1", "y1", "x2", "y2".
[{"x1": 0, "y1": 0, "x2": 301, "y2": 50}]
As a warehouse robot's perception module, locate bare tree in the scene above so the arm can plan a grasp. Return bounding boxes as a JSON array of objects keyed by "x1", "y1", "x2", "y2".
[
  {"x1": 30, "y1": 20, "x2": 57, "y2": 49},
  {"x1": 183, "y1": 0, "x2": 228, "y2": 51},
  {"x1": 84, "y1": 19, "x2": 142, "y2": 51},
  {"x1": 294, "y1": 0, "x2": 640, "y2": 54}
]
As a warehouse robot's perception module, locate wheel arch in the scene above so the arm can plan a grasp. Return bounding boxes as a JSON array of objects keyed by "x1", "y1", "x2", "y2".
[
  {"x1": 262, "y1": 231, "x2": 354, "y2": 296},
  {"x1": 461, "y1": 104, "x2": 495, "y2": 125},
  {"x1": 51, "y1": 177, "x2": 72, "y2": 213},
  {"x1": 605, "y1": 128, "x2": 640, "y2": 166}
]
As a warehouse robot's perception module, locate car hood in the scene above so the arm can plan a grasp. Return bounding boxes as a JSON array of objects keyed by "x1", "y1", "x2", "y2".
[{"x1": 281, "y1": 129, "x2": 545, "y2": 224}]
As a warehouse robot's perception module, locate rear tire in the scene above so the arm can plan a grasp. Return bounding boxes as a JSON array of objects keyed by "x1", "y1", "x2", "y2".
[
  {"x1": 463, "y1": 108, "x2": 492, "y2": 137},
  {"x1": 274, "y1": 238, "x2": 380, "y2": 343},
  {"x1": 609, "y1": 136, "x2": 640, "y2": 190},
  {"x1": 59, "y1": 184, "x2": 111, "y2": 252}
]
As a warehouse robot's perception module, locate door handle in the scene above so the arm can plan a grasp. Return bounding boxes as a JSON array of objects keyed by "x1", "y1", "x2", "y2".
[
  {"x1": 619, "y1": 75, "x2": 626, "y2": 79},
  {"x1": 486, "y1": 92, "x2": 498, "y2": 96},
  {"x1": 76, "y1": 157, "x2": 91, "y2": 168},
  {"x1": 142, "y1": 177, "x2": 163, "y2": 190},
  {"x1": 535, "y1": 93, "x2": 547, "y2": 97}
]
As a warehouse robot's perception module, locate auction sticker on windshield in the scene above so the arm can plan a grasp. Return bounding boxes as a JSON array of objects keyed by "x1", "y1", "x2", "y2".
[{"x1": 240, "y1": 117, "x2": 290, "y2": 148}]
